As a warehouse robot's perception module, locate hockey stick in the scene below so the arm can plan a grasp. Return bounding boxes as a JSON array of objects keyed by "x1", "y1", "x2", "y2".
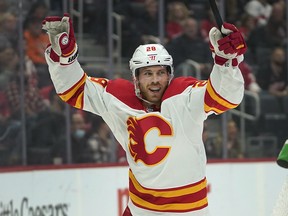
[
  {"x1": 208, "y1": 0, "x2": 245, "y2": 50},
  {"x1": 208, "y1": 0, "x2": 224, "y2": 36}
]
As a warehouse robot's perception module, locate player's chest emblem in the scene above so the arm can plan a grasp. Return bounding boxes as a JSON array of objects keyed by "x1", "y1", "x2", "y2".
[{"x1": 127, "y1": 114, "x2": 173, "y2": 166}]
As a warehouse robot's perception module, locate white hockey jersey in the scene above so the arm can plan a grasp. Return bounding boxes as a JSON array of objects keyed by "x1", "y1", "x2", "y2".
[{"x1": 45, "y1": 47, "x2": 244, "y2": 216}]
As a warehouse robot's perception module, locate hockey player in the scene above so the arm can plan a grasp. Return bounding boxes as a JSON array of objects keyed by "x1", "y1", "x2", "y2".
[{"x1": 42, "y1": 13, "x2": 247, "y2": 216}]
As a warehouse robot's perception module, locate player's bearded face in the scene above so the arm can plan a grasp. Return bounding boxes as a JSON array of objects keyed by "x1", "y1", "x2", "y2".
[{"x1": 137, "y1": 65, "x2": 170, "y2": 106}]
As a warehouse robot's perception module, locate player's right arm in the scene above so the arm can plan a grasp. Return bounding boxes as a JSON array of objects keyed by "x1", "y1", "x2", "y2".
[{"x1": 42, "y1": 14, "x2": 109, "y2": 115}]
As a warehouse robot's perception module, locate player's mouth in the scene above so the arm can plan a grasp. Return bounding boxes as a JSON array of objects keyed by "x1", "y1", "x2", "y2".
[{"x1": 149, "y1": 87, "x2": 161, "y2": 94}]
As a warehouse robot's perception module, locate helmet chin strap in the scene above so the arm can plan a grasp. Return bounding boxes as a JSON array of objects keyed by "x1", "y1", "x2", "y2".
[
  {"x1": 136, "y1": 93, "x2": 157, "y2": 113},
  {"x1": 134, "y1": 83, "x2": 154, "y2": 106}
]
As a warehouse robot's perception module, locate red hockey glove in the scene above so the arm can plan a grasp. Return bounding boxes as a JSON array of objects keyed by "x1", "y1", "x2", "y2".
[
  {"x1": 42, "y1": 13, "x2": 78, "y2": 65},
  {"x1": 209, "y1": 22, "x2": 247, "y2": 67}
]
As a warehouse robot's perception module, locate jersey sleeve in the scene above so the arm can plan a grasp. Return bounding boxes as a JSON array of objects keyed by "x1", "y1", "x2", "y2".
[
  {"x1": 45, "y1": 46, "x2": 109, "y2": 116},
  {"x1": 204, "y1": 63, "x2": 245, "y2": 116}
]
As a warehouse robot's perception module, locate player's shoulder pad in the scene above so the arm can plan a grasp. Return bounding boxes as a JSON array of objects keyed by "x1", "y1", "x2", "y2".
[
  {"x1": 106, "y1": 78, "x2": 144, "y2": 110},
  {"x1": 162, "y1": 77, "x2": 198, "y2": 101}
]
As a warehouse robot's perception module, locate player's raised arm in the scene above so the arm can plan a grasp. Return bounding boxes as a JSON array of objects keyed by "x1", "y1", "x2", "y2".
[
  {"x1": 204, "y1": 23, "x2": 247, "y2": 115},
  {"x1": 42, "y1": 14, "x2": 108, "y2": 115},
  {"x1": 42, "y1": 13, "x2": 85, "y2": 94}
]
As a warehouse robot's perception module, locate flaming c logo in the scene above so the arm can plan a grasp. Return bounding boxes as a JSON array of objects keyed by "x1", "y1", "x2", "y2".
[{"x1": 127, "y1": 115, "x2": 173, "y2": 166}]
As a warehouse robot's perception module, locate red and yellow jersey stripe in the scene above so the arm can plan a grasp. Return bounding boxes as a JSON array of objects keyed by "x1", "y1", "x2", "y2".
[
  {"x1": 204, "y1": 79, "x2": 238, "y2": 114},
  {"x1": 129, "y1": 170, "x2": 208, "y2": 213},
  {"x1": 58, "y1": 73, "x2": 87, "y2": 109}
]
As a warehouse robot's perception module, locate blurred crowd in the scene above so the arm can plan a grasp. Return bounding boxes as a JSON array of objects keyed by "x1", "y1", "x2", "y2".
[{"x1": 0, "y1": 0, "x2": 287, "y2": 166}]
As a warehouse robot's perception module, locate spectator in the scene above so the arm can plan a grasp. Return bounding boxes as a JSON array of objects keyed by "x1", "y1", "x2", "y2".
[
  {"x1": 239, "y1": 61, "x2": 261, "y2": 93},
  {"x1": 165, "y1": 1, "x2": 191, "y2": 40},
  {"x1": 214, "y1": 119, "x2": 244, "y2": 159},
  {"x1": 247, "y1": 2, "x2": 287, "y2": 64},
  {"x1": 256, "y1": 46, "x2": 287, "y2": 97},
  {"x1": 24, "y1": 16, "x2": 51, "y2": 88},
  {"x1": 27, "y1": 88, "x2": 66, "y2": 165},
  {"x1": 0, "y1": 12, "x2": 18, "y2": 50},
  {"x1": 138, "y1": 0, "x2": 162, "y2": 44},
  {"x1": 226, "y1": 120, "x2": 244, "y2": 158},
  {"x1": 119, "y1": 0, "x2": 163, "y2": 57},
  {"x1": 4, "y1": 48, "x2": 47, "y2": 120},
  {"x1": 70, "y1": 112, "x2": 90, "y2": 163},
  {"x1": 166, "y1": 17, "x2": 212, "y2": 79},
  {"x1": 83, "y1": 115, "x2": 114, "y2": 163},
  {"x1": 0, "y1": 113, "x2": 22, "y2": 166},
  {"x1": 24, "y1": 16, "x2": 49, "y2": 66},
  {"x1": 0, "y1": 35, "x2": 16, "y2": 92},
  {"x1": 238, "y1": 13, "x2": 257, "y2": 40},
  {"x1": 52, "y1": 111, "x2": 91, "y2": 164},
  {"x1": 0, "y1": 34, "x2": 47, "y2": 121},
  {"x1": 202, "y1": 122, "x2": 221, "y2": 159},
  {"x1": 244, "y1": 0, "x2": 272, "y2": 26}
]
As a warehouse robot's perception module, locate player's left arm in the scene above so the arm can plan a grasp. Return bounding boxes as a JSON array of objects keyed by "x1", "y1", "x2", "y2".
[{"x1": 204, "y1": 23, "x2": 247, "y2": 115}]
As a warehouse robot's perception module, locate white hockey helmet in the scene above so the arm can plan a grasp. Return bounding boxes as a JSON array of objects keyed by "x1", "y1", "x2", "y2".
[{"x1": 129, "y1": 44, "x2": 174, "y2": 99}]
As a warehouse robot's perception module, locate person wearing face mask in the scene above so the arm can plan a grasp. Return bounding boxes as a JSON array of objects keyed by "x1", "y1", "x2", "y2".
[
  {"x1": 49, "y1": 111, "x2": 89, "y2": 164},
  {"x1": 70, "y1": 112, "x2": 89, "y2": 163},
  {"x1": 42, "y1": 13, "x2": 247, "y2": 216}
]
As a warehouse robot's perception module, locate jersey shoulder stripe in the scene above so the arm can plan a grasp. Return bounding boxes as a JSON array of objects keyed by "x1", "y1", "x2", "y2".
[
  {"x1": 106, "y1": 78, "x2": 144, "y2": 110},
  {"x1": 162, "y1": 77, "x2": 198, "y2": 101},
  {"x1": 106, "y1": 77, "x2": 198, "y2": 109}
]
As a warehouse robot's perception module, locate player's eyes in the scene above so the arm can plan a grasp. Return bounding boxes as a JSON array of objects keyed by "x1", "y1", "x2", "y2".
[{"x1": 143, "y1": 71, "x2": 152, "y2": 76}]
